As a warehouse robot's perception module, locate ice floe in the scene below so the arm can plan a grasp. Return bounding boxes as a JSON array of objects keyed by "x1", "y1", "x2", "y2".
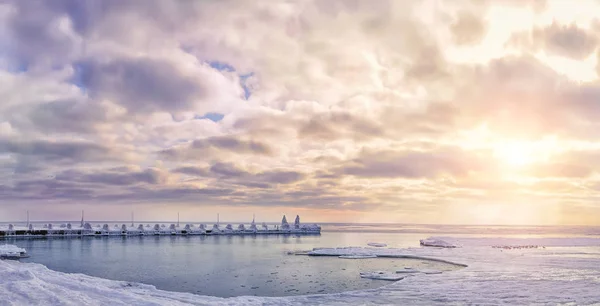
[
  {"x1": 0, "y1": 244, "x2": 28, "y2": 259},
  {"x1": 338, "y1": 255, "x2": 377, "y2": 259},
  {"x1": 367, "y1": 242, "x2": 387, "y2": 247},
  {"x1": 359, "y1": 271, "x2": 405, "y2": 281},
  {"x1": 395, "y1": 268, "x2": 420, "y2": 274},
  {"x1": 419, "y1": 238, "x2": 458, "y2": 248}
]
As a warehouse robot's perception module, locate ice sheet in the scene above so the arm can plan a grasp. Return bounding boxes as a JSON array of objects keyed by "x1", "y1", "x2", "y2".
[
  {"x1": 359, "y1": 271, "x2": 405, "y2": 281},
  {"x1": 0, "y1": 244, "x2": 26, "y2": 256},
  {"x1": 1, "y1": 236, "x2": 599, "y2": 305},
  {"x1": 338, "y1": 255, "x2": 377, "y2": 259}
]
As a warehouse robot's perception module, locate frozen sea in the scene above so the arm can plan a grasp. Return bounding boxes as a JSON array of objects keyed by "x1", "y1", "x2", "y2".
[{"x1": 2, "y1": 223, "x2": 600, "y2": 305}]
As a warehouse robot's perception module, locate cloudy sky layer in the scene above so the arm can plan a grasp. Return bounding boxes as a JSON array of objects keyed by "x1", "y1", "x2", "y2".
[{"x1": 1, "y1": 0, "x2": 600, "y2": 225}]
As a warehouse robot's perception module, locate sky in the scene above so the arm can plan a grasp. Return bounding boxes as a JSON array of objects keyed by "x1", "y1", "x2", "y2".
[{"x1": 1, "y1": 0, "x2": 600, "y2": 225}]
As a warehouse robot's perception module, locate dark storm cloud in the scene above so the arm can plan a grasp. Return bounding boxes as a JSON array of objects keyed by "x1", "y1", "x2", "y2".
[
  {"x1": 55, "y1": 168, "x2": 168, "y2": 186},
  {"x1": 1, "y1": 178, "x2": 95, "y2": 201},
  {"x1": 97, "y1": 186, "x2": 235, "y2": 202},
  {"x1": 90, "y1": 184, "x2": 372, "y2": 211},
  {"x1": 78, "y1": 57, "x2": 206, "y2": 114},
  {"x1": 160, "y1": 136, "x2": 273, "y2": 160},
  {"x1": 0, "y1": 138, "x2": 116, "y2": 163},
  {"x1": 1, "y1": 164, "x2": 360, "y2": 211},
  {"x1": 172, "y1": 162, "x2": 306, "y2": 186}
]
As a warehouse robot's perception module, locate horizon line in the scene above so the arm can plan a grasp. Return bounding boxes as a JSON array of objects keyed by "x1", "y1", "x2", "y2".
[{"x1": 0, "y1": 220, "x2": 598, "y2": 227}]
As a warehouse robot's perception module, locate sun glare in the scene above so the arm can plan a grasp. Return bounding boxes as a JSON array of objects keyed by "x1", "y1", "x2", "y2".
[
  {"x1": 493, "y1": 142, "x2": 536, "y2": 166},
  {"x1": 492, "y1": 138, "x2": 557, "y2": 167}
]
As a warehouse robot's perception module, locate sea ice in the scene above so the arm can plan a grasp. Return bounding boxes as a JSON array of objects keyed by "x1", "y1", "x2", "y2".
[
  {"x1": 359, "y1": 271, "x2": 405, "y2": 281},
  {"x1": 338, "y1": 255, "x2": 377, "y2": 259},
  {"x1": 0, "y1": 245, "x2": 26, "y2": 256},
  {"x1": 419, "y1": 238, "x2": 458, "y2": 248},
  {"x1": 1, "y1": 236, "x2": 600, "y2": 305},
  {"x1": 395, "y1": 268, "x2": 420, "y2": 274}
]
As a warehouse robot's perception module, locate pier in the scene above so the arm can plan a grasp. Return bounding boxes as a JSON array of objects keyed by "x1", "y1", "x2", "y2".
[{"x1": 0, "y1": 215, "x2": 321, "y2": 239}]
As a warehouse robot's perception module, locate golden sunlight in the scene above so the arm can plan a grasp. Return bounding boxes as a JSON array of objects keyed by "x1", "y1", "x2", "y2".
[
  {"x1": 492, "y1": 138, "x2": 558, "y2": 167},
  {"x1": 493, "y1": 141, "x2": 536, "y2": 166}
]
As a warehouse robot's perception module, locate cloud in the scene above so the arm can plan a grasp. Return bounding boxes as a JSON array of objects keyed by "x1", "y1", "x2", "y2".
[
  {"x1": 0, "y1": 138, "x2": 118, "y2": 163},
  {"x1": 450, "y1": 10, "x2": 487, "y2": 45},
  {"x1": 510, "y1": 21, "x2": 598, "y2": 60},
  {"x1": 159, "y1": 136, "x2": 273, "y2": 160},
  {"x1": 1, "y1": 179, "x2": 94, "y2": 201},
  {"x1": 78, "y1": 57, "x2": 243, "y2": 115},
  {"x1": 4, "y1": 1, "x2": 83, "y2": 67},
  {"x1": 529, "y1": 163, "x2": 592, "y2": 178},
  {"x1": 337, "y1": 147, "x2": 484, "y2": 179},
  {"x1": 171, "y1": 166, "x2": 209, "y2": 177},
  {"x1": 26, "y1": 99, "x2": 114, "y2": 134},
  {"x1": 298, "y1": 111, "x2": 384, "y2": 141},
  {"x1": 256, "y1": 171, "x2": 304, "y2": 184},
  {"x1": 56, "y1": 167, "x2": 170, "y2": 186},
  {"x1": 3, "y1": 0, "x2": 600, "y2": 224},
  {"x1": 173, "y1": 161, "x2": 306, "y2": 187},
  {"x1": 448, "y1": 55, "x2": 600, "y2": 140}
]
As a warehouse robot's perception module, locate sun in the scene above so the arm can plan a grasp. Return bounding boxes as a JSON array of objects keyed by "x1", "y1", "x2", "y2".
[
  {"x1": 493, "y1": 142, "x2": 536, "y2": 166},
  {"x1": 492, "y1": 138, "x2": 557, "y2": 167}
]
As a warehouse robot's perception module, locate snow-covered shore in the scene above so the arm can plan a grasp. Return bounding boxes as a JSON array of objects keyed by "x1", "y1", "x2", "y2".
[{"x1": 1, "y1": 236, "x2": 599, "y2": 305}]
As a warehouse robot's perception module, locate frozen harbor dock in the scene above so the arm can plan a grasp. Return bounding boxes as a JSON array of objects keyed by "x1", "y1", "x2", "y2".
[{"x1": 0, "y1": 215, "x2": 320, "y2": 239}]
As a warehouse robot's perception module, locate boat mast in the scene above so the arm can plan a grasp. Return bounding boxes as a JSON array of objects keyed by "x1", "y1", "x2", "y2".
[
  {"x1": 26, "y1": 210, "x2": 29, "y2": 227},
  {"x1": 80, "y1": 210, "x2": 84, "y2": 227},
  {"x1": 177, "y1": 212, "x2": 180, "y2": 227},
  {"x1": 131, "y1": 211, "x2": 134, "y2": 227}
]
